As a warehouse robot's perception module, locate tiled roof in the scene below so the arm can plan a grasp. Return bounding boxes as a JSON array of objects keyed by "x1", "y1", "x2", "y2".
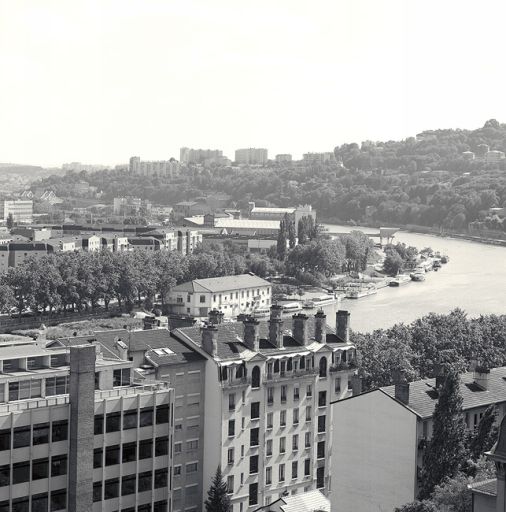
[
  {"x1": 279, "y1": 489, "x2": 330, "y2": 512},
  {"x1": 469, "y1": 478, "x2": 497, "y2": 497},
  {"x1": 171, "y1": 274, "x2": 270, "y2": 293},
  {"x1": 382, "y1": 366, "x2": 506, "y2": 419}
]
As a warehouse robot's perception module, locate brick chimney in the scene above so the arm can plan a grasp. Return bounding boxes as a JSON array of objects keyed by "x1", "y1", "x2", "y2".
[
  {"x1": 336, "y1": 310, "x2": 350, "y2": 343},
  {"x1": 394, "y1": 370, "x2": 410, "y2": 404},
  {"x1": 292, "y1": 314, "x2": 309, "y2": 346},
  {"x1": 243, "y1": 317, "x2": 260, "y2": 352},
  {"x1": 351, "y1": 374, "x2": 362, "y2": 396},
  {"x1": 314, "y1": 310, "x2": 326, "y2": 343},
  {"x1": 208, "y1": 309, "x2": 224, "y2": 325},
  {"x1": 474, "y1": 365, "x2": 490, "y2": 390},
  {"x1": 201, "y1": 325, "x2": 218, "y2": 357},
  {"x1": 268, "y1": 305, "x2": 284, "y2": 348}
]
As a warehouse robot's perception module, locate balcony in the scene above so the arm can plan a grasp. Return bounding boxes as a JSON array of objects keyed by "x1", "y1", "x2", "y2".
[
  {"x1": 263, "y1": 368, "x2": 318, "y2": 384},
  {"x1": 329, "y1": 360, "x2": 357, "y2": 373},
  {"x1": 221, "y1": 376, "x2": 251, "y2": 389}
]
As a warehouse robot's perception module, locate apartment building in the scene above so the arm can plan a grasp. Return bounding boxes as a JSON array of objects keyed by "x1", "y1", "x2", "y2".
[
  {"x1": 172, "y1": 307, "x2": 358, "y2": 511},
  {"x1": 331, "y1": 366, "x2": 506, "y2": 512},
  {"x1": 234, "y1": 149, "x2": 268, "y2": 165},
  {"x1": 129, "y1": 157, "x2": 180, "y2": 178},
  {"x1": 248, "y1": 203, "x2": 316, "y2": 235},
  {"x1": 168, "y1": 274, "x2": 272, "y2": 318},
  {"x1": 302, "y1": 153, "x2": 336, "y2": 165},
  {"x1": 0, "y1": 331, "x2": 174, "y2": 512},
  {"x1": 0, "y1": 200, "x2": 33, "y2": 224},
  {"x1": 275, "y1": 155, "x2": 292, "y2": 163},
  {"x1": 179, "y1": 148, "x2": 224, "y2": 165},
  {"x1": 79, "y1": 326, "x2": 207, "y2": 512}
]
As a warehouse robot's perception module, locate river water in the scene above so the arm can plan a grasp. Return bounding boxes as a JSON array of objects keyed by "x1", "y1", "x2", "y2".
[{"x1": 314, "y1": 224, "x2": 506, "y2": 333}]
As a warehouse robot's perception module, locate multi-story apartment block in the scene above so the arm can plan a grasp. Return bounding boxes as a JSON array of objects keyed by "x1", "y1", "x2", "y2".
[
  {"x1": 331, "y1": 365, "x2": 506, "y2": 512},
  {"x1": 235, "y1": 149, "x2": 268, "y2": 165},
  {"x1": 0, "y1": 200, "x2": 33, "y2": 223},
  {"x1": 168, "y1": 274, "x2": 271, "y2": 318},
  {"x1": 275, "y1": 154, "x2": 292, "y2": 163},
  {"x1": 129, "y1": 157, "x2": 180, "y2": 178},
  {"x1": 302, "y1": 153, "x2": 336, "y2": 165},
  {"x1": 180, "y1": 148, "x2": 224, "y2": 165},
  {"x1": 171, "y1": 307, "x2": 357, "y2": 511},
  {"x1": 0, "y1": 242, "x2": 55, "y2": 271},
  {"x1": 0, "y1": 331, "x2": 174, "y2": 512},
  {"x1": 80, "y1": 325, "x2": 208, "y2": 512}
]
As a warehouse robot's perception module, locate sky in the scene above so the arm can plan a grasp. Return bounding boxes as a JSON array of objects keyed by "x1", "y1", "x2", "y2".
[{"x1": 1, "y1": 0, "x2": 506, "y2": 167}]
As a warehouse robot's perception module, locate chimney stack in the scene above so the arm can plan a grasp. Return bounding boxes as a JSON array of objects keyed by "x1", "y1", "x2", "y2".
[
  {"x1": 268, "y1": 305, "x2": 284, "y2": 348},
  {"x1": 314, "y1": 310, "x2": 326, "y2": 343},
  {"x1": 394, "y1": 370, "x2": 410, "y2": 404},
  {"x1": 474, "y1": 364, "x2": 490, "y2": 390},
  {"x1": 208, "y1": 309, "x2": 224, "y2": 325},
  {"x1": 243, "y1": 317, "x2": 260, "y2": 352},
  {"x1": 336, "y1": 310, "x2": 351, "y2": 343},
  {"x1": 201, "y1": 325, "x2": 218, "y2": 356},
  {"x1": 292, "y1": 314, "x2": 309, "y2": 346},
  {"x1": 351, "y1": 374, "x2": 362, "y2": 396}
]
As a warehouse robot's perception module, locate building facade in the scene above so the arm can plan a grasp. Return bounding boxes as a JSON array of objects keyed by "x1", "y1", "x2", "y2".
[
  {"x1": 302, "y1": 153, "x2": 336, "y2": 165},
  {"x1": 0, "y1": 200, "x2": 33, "y2": 223},
  {"x1": 180, "y1": 148, "x2": 224, "y2": 165},
  {"x1": 172, "y1": 308, "x2": 357, "y2": 511},
  {"x1": 235, "y1": 149, "x2": 268, "y2": 165},
  {"x1": 129, "y1": 157, "x2": 180, "y2": 178},
  {"x1": 275, "y1": 155, "x2": 292, "y2": 163}
]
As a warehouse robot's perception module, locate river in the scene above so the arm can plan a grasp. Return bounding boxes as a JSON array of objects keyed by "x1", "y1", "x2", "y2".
[{"x1": 313, "y1": 224, "x2": 506, "y2": 333}]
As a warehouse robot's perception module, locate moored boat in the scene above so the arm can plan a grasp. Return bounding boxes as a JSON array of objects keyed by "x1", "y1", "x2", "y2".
[
  {"x1": 389, "y1": 274, "x2": 411, "y2": 287},
  {"x1": 281, "y1": 302, "x2": 302, "y2": 313},
  {"x1": 410, "y1": 271, "x2": 426, "y2": 282}
]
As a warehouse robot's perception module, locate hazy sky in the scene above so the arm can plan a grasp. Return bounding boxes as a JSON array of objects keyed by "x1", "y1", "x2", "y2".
[{"x1": 1, "y1": 0, "x2": 506, "y2": 167}]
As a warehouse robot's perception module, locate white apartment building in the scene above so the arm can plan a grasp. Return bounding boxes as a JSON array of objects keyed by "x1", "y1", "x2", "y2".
[
  {"x1": 275, "y1": 155, "x2": 292, "y2": 163},
  {"x1": 0, "y1": 200, "x2": 33, "y2": 223},
  {"x1": 129, "y1": 157, "x2": 180, "y2": 178},
  {"x1": 331, "y1": 366, "x2": 506, "y2": 512},
  {"x1": 168, "y1": 274, "x2": 272, "y2": 318},
  {"x1": 0, "y1": 331, "x2": 174, "y2": 512},
  {"x1": 235, "y1": 149, "x2": 268, "y2": 165},
  {"x1": 302, "y1": 153, "x2": 336, "y2": 165},
  {"x1": 172, "y1": 308, "x2": 358, "y2": 511}
]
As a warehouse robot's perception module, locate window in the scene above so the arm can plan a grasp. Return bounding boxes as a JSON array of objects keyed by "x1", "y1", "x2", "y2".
[
  {"x1": 155, "y1": 468, "x2": 168, "y2": 488},
  {"x1": 33, "y1": 423, "x2": 49, "y2": 445},
  {"x1": 138, "y1": 471, "x2": 153, "y2": 492},
  {"x1": 293, "y1": 408, "x2": 299, "y2": 425},
  {"x1": 113, "y1": 368, "x2": 131, "y2": 387},
  {"x1": 174, "y1": 465, "x2": 181, "y2": 476},
  {"x1": 0, "y1": 430, "x2": 10, "y2": 451},
  {"x1": 281, "y1": 385, "x2": 287, "y2": 403},
  {"x1": 292, "y1": 461, "x2": 298, "y2": 479},
  {"x1": 229, "y1": 393, "x2": 235, "y2": 411},
  {"x1": 156, "y1": 404, "x2": 169, "y2": 424},
  {"x1": 267, "y1": 387, "x2": 274, "y2": 405},
  {"x1": 122, "y1": 442, "x2": 137, "y2": 463},
  {"x1": 52, "y1": 420, "x2": 68, "y2": 443},
  {"x1": 251, "y1": 401, "x2": 260, "y2": 419},
  {"x1": 50, "y1": 489, "x2": 66, "y2": 511},
  {"x1": 294, "y1": 386, "x2": 300, "y2": 400},
  {"x1": 267, "y1": 412, "x2": 273, "y2": 429},
  {"x1": 228, "y1": 420, "x2": 235, "y2": 437},
  {"x1": 104, "y1": 477, "x2": 120, "y2": 499},
  {"x1": 45, "y1": 377, "x2": 68, "y2": 396},
  {"x1": 279, "y1": 464, "x2": 285, "y2": 482},
  {"x1": 335, "y1": 377, "x2": 341, "y2": 393},
  {"x1": 266, "y1": 466, "x2": 272, "y2": 485},
  {"x1": 317, "y1": 466, "x2": 325, "y2": 489},
  {"x1": 317, "y1": 441, "x2": 326, "y2": 459},
  {"x1": 305, "y1": 432, "x2": 311, "y2": 448},
  {"x1": 174, "y1": 442, "x2": 182, "y2": 454},
  {"x1": 13, "y1": 461, "x2": 30, "y2": 484},
  {"x1": 12, "y1": 497, "x2": 29, "y2": 512},
  {"x1": 51, "y1": 455, "x2": 67, "y2": 476},
  {"x1": 279, "y1": 437, "x2": 286, "y2": 453},
  {"x1": 348, "y1": 378, "x2": 353, "y2": 390},
  {"x1": 156, "y1": 436, "x2": 169, "y2": 456},
  {"x1": 32, "y1": 493, "x2": 48, "y2": 512},
  {"x1": 266, "y1": 439, "x2": 272, "y2": 456},
  {"x1": 227, "y1": 448, "x2": 234, "y2": 465},
  {"x1": 227, "y1": 475, "x2": 234, "y2": 494},
  {"x1": 306, "y1": 406, "x2": 312, "y2": 422},
  {"x1": 250, "y1": 427, "x2": 259, "y2": 447},
  {"x1": 318, "y1": 391, "x2": 327, "y2": 407},
  {"x1": 249, "y1": 455, "x2": 259, "y2": 474},
  {"x1": 318, "y1": 415, "x2": 326, "y2": 433},
  {"x1": 139, "y1": 439, "x2": 153, "y2": 459},
  {"x1": 280, "y1": 410, "x2": 286, "y2": 427},
  {"x1": 93, "y1": 448, "x2": 103, "y2": 469},
  {"x1": 241, "y1": 445, "x2": 245, "y2": 458},
  {"x1": 292, "y1": 434, "x2": 299, "y2": 451},
  {"x1": 122, "y1": 474, "x2": 137, "y2": 495},
  {"x1": 154, "y1": 500, "x2": 168, "y2": 512},
  {"x1": 123, "y1": 409, "x2": 138, "y2": 430},
  {"x1": 304, "y1": 459, "x2": 311, "y2": 476},
  {"x1": 140, "y1": 407, "x2": 154, "y2": 427},
  {"x1": 106, "y1": 412, "x2": 121, "y2": 432},
  {"x1": 94, "y1": 414, "x2": 104, "y2": 435},
  {"x1": 319, "y1": 357, "x2": 327, "y2": 378},
  {"x1": 249, "y1": 483, "x2": 258, "y2": 506},
  {"x1": 306, "y1": 384, "x2": 312, "y2": 397},
  {"x1": 200, "y1": 295, "x2": 206, "y2": 303},
  {"x1": 252, "y1": 366, "x2": 260, "y2": 388},
  {"x1": 13, "y1": 426, "x2": 31, "y2": 448},
  {"x1": 0, "y1": 465, "x2": 9, "y2": 487},
  {"x1": 106, "y1": 445, "x2": 120, "y2": 466},
  {"x1": 32, "y1": 458, "x2": 49, "y2": 480}
]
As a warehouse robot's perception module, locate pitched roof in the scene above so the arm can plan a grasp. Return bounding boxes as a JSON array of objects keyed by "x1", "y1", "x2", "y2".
[
  {"x1": 171, "y1": 274, "x2": 270, "y2": 294},
  {"x1": 468, "y1": 478, "x2": 497, "y2": 497},
  {"x1": 381, "y1": 367, "x2": 506, "y2": 419},
  {"x1": 278, "y1": 489, "x2": 330, "y2": 512}
]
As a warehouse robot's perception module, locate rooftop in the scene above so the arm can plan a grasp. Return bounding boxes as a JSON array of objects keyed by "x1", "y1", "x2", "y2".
[
  {"x1": 468, "y1": 478, "x2": 497, "y2": 497},
  {"x1": 277, "y1": 489, "x2": 330, "y2": 512},
  {"x1": 214, "y1": 218, "x2": 280, "y2": 230},
  {"x1": 171, "y1": 273, "x2": 271, "y2": 294},
  {"x1": 250, "y1": 206, "x2": 296, "y2": 214}
]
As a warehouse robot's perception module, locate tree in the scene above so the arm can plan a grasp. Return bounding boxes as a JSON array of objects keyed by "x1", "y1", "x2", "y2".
[
  {"x1": 205, "y1": 466, "x2": 231, "y2": 512},
  {"x1": 468, "y1": 404, "x2": 498, "y2": 462},
  {"x1": 383, "y1": 251, "x2": 404, "y2": 276},
  {"x1": 0, "y1": 284, "x2": 15, "y2": 313},
  {"x1": 6, "y1": 213, "x2": 14, "y2": 229},
  {"x1": 286, "y1": 214, "x2": 296, "y2": 249},
  {"x1": 276, "y1": 219, "x2": 287, "y2": 260},
  {"x1": 419, "y1": 372, "x2": 467, "y2": 499},
  {"x1": 395, "y1": 501, "x2": 439, "y2": 512}
]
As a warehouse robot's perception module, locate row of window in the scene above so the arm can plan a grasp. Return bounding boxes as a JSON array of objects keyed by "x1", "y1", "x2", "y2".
[
  {"x1": 111, "y1": 501, "x2": 168, "y2": 512},
  {"x1": 0, "y1": 455, "x2": 66, "y2": 487},
  {"x1": 92, "y1": 469, "x2": 169, "y2": 501},
  {"x1": 0, "y1": 489, "x2": 66, "y2": 512},
  {"x1": 94, "y1": 404, "x2": 170, "y2": 434},
  {"x1": 266, "y1": 384, "x2": 313, "y2": 404},
  {"x1": 0, "y1": 420, "x2": 68, "y2": 451},
  {"x1": 93, "y1": 436, "x2": 168, "y2": 468},
  {"x1": 173, "y1": 462, "x2": 198, "y2": 476},
  {"x1": 174, "y1": 439, "x2": 199, "y2": 453}
]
